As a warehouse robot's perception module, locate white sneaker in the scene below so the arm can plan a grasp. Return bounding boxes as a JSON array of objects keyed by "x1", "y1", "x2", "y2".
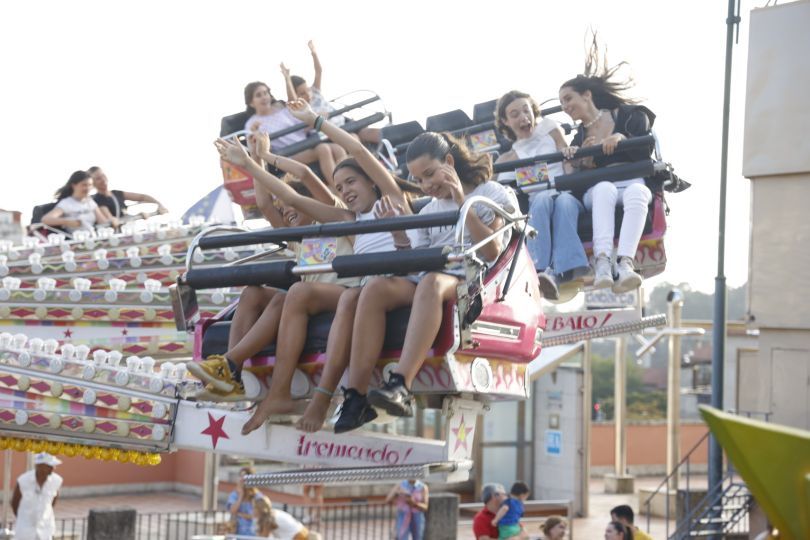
[
  {"x1": 592, "y1": 254, "x2": 613, "y2": 289},
  {"x1": 613, "y1": 256, "x2": 642, "y2": 293}
]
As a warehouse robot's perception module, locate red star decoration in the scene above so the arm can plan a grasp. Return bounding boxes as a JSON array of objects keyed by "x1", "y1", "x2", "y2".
[
  {"x1": 451, "y1": 415, "x2": 473, "y2": 453},
  {"x1": 121, "y1": 329, "x2": 128, "y2": 336},
  {"x1": 63, "y1": 329, "x2": 73, "y2": 338},
  {"x1": 201, "y1": 412, "x2": 229, "y2": 449}
]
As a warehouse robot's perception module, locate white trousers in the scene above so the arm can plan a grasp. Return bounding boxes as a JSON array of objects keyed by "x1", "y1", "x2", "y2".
[{"x1": 583, "y1": 179, "x2": 652, "y2": 259}]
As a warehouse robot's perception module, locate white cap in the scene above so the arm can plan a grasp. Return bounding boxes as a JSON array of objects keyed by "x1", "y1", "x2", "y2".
[{"x1": 33, "y1": 452, "x2": 62, "y2": 467}]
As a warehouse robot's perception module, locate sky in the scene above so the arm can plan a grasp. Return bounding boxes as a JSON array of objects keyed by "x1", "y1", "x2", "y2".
[{"x1": 0, "y1": 0, "x2": 768, "y2": 292}]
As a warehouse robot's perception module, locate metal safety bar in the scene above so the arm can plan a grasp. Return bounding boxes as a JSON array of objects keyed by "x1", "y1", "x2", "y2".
[
  {"x1": 244, "y1": 460, "x2": 473, "y2": 487},
  {"x1": 268, "y1": 95, "x2": 381, "y2": 140},
  {"x1": 492, "y1": 134, "x2": 656, "y2": 174},
  {"x1": 540, "y1": 314, "x2": 668, "y2": 348}
]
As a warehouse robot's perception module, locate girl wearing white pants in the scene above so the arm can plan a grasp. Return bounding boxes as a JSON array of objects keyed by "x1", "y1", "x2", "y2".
[{"x1": 558, "y1": 46, "x2": 656, "y2": 293}]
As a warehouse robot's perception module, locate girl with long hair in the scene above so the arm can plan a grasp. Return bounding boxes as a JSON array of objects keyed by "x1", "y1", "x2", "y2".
[
  {"x1": 42, "y1": 170, "x2": 117, "y2": 233},
  {"x1": 559, "y1": 38, "x2": 655, "y2": 293}
]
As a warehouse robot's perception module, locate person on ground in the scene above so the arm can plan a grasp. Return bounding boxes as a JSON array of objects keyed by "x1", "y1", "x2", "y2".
[
  {"x1": 88, "y1": 166, "x2": 169, "y2": 219},
  {"x1": 491, "y1": 481, "x2": 531, "y2": 539},
  {"x1": 559, "y1": 37, "x2": 655, "y2": 294},
  {"x1": 610, "y1": 505, "x2": 652, "y2": 540},
  {"x1": 495, "y1": 90, "x2": 588, "y2": 300},
  {"x1": 473, "y1": 484, "x2": 527, "y2": 540},
  {"x1": 254, "y1": 495, "x2": 311, "y2": 539},
  {"x1": 42, "y1": 170, "x2": 118, "y2": 233},
  {"x1": 227, "y1": 466, "x2": 258, "y2": 537},
  {"x1": 605, "y1": 521, "x2": 634, "y2": 540},
  {"x1": 12, "y1": 452, "x2": 63, "y2": 540},
  {"x1": 539, "y1": 515, "x2": 568, "y2": 540},
  {"x1": 386, "y1": 479, "x2": 429, "y2": 540}
]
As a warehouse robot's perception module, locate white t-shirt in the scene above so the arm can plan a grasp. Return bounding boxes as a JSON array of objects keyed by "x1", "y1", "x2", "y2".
[
  {"x1": 268, "y1": 509, "x2": 305, "y2": 539},
  {"x1": 498, "y1": 117, "x2": 564, "y2": 184},
  {"x1": 246, "y1": 108, "x2": 307, "y2": 150},
  {"x1": 55, "y1": 196, "x2": 99, "y2": 233},
  {"x1": 310, "y1": 87, "x2": 346, "y2": 127},
  {"x1": 14, "y1": 470, "x2": 63, "y2": 540},
  {"x1": 412, "y1": 181, "x2": 518, "y2": 262},
  {"x1": 353, "y1": 208, "x2": 396, "y2": 254}
]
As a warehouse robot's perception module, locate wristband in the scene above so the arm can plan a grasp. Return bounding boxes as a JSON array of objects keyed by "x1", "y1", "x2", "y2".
[
  {"x1": 313, "y1": 386, "x2": 334, "y2": 398},
  {"x1": 313, "y1": 115, "x2": 325, "y2": 132}
]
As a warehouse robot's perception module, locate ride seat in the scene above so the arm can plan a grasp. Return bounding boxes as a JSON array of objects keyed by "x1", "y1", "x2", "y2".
[
  {"x1": 200, "y1": 306, "x2": 414, "y2": 359},
  {"x1": 28, "y1": 202, "x2": 66, "y2": 237},
  {"x1": 221, "y1": 111, "x2": 252, "y2": 137},
  {"x1": 426, "y1": 109, "x2": 472, "y2": 133}
]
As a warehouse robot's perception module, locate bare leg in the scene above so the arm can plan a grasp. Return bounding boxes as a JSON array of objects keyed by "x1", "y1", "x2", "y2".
[
  {"x1": 226, "y1": 292, "x2": 286, "y2": 366},
  {"x1": 347, "y1": 277, "x2": 417, "y2": 393},
  {"x1": 242, "y1": 282, "x2": 346, "y2": 435},
  {"x1": 297, "y1": 287, "x2": 361, "y2": 432},
  {"x1": 227, "y1": 287, "x2": 281, "y2": 366},
  {"x1": 393, "y1": 273, "x2": 459, "y2": 386}
]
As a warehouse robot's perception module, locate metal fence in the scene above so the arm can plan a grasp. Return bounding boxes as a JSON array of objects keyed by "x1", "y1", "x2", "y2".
[{"x1": 11, "y1": 501, "x2": 397, "y2": 540}]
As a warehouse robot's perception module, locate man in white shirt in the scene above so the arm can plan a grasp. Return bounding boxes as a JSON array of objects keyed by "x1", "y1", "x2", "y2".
[{"x1": 12, "y1": 453, "x2": 64, "y2": 540}]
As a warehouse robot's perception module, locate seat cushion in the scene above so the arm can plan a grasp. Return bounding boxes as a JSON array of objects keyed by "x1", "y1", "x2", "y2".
[{"x1": 201, "y1": 306, "x2": 415, "y2": 359}]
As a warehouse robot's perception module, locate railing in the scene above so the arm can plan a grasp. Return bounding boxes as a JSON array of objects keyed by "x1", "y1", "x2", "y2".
[
  {"x1": 669, "y1": 472, "x2": 751, "y2": 539},
  {"x1": 15, "y1": 501, "x2": 396, "y2": 540},
  {"x1": 643, "y1": 430, "x2": 711, "y2": 536}
]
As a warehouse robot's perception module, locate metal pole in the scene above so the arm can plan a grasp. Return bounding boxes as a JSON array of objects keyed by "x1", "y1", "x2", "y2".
[
  {"x1": 581, "y1": 340, "x2": 592, "y2": 517},
  {"x1": 711, "y1": 0, "x2": 740, "y2": 506},
  {"x1": 202, "y1": 452, "x2": 219, "y2": 511},
  {"x1": 614, "y1": 337, "x2": 628, "y2": 476},
  {"x1": 667, "y1": 290, "x2": 684, "y2": 493},
  {"x1": 1, "y1": 450, "x2": 12, "y2": 536}
]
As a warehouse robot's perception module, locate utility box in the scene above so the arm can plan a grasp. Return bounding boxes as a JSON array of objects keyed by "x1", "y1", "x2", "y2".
[{"x1": 532, "y1": 365, "x2": 585, "y2": 516}]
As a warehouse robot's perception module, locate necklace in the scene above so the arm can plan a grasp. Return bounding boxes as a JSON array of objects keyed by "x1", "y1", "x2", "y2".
[{"x1": 583, "y1": 109, "x2": 603, "y2": 129}]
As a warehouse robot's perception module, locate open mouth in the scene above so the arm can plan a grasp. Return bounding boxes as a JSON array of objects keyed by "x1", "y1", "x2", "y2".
[{"x1": 344, "y1": 194, "x2": 357, "y2": 205}]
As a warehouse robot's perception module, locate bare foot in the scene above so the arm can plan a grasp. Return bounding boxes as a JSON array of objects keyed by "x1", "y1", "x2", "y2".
[
  {"x1": 295, "y1": 397, "x2": 332, "y2": 433},
  {"x1": 241, "y1": 397, "x2": 299, "y2": 435}
]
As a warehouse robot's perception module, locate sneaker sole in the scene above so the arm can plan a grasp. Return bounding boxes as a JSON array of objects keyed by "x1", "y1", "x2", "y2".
[
  {"x1": 593, "y1": 276, "x2": 614, "y2": 290},
  {"x1": 193, "y1": 388, "x2": 248, "y2": 403},
  {"x1": 334, "y1": 408, "x2": 378, "y2": 434},
  {"x1": 367, "y1": 392, "x2": 413, "y2": 417},
  {"x1": 612, "y1": 276, "x2": 642, "y2": 294},
  {"x1": 536, "y1": 276, "x2": 560, "y2": 300},
  {"x1": 187, "y1": 363, "x2": 235, "y2": 393}
]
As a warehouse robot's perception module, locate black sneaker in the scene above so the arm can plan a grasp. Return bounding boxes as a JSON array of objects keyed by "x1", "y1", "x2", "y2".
[
  {"x1": 367, "y1": 373, "x2": 414, "y2": 417},
  {"x1": 334, "y1": 388, "x2": 378, "y2": 434}
]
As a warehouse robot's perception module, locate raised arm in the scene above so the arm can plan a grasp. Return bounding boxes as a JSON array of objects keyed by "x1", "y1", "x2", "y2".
[
  {"x1": 119, "y1": 191, "x2": 169, "y2": 214},
  {"x1": 254, "y1": 131, "x2": 336, "y2": 207},
  {"x1": 215, "y1": 137, "x2": 352, "y2": 224},
  {"x1": 491, "y1": 502, "x2": 508, "y2": 526},
  {"x1": 280, "y1": 62, "x2": 297, "y2": 102},
  {"x1": 288, "y1": 99, "x2": 409, "y2": 210},
  {"x1": 308, "y1": 40, "x2": 322, "y2": 91}
]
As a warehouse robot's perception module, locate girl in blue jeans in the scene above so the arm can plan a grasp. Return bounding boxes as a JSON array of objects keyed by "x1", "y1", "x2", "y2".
[{"x1": 495, "y1": 91, "x2": 589, "y2": 300}]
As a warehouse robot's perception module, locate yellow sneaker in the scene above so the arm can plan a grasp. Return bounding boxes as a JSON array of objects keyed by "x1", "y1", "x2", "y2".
[
  {"x1": 187, "y1": 355, "x2": 239, "y2": 393},
  {"x1": 194, "y1": 381, "x2": 248, "y2": 402}
]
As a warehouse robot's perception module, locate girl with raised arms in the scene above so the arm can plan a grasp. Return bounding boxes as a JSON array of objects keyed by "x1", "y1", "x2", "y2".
[{"x1": 333, "y1": 131, "x2": 518, "y2": 432}]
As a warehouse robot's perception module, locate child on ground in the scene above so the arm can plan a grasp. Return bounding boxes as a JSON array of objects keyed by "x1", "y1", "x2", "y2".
[{"x1": 491, "y1": 482, "x2": 530, "y2": 539}]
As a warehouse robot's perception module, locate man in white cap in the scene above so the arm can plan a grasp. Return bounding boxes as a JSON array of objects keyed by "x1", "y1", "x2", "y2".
[{"x1": 11, "y1": 452, "x2": 63, "y2": 540}]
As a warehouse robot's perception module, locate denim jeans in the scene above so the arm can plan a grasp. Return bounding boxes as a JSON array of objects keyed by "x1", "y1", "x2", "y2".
[
  {"x1": 395, "y1": 509, "x2": 425, "y2": 540},
  {"x1": 527, "y1": 191, "x2": 589, "y2": 277}
]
